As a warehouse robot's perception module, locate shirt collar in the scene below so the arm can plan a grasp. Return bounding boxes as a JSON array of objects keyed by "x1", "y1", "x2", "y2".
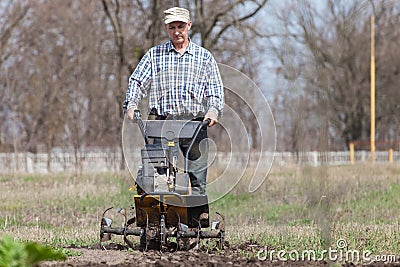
[{"x1": 167, "y1": 39, "x2": 194, "y2": 55}]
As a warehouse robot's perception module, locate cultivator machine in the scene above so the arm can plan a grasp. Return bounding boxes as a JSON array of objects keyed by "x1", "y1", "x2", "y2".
[{"x1": 100, "y1": 111, "x2": 224, "y2": 250}]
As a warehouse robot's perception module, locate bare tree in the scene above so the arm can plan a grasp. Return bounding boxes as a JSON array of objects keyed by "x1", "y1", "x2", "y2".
[
  {"x1": 269, "y1": 0, "x2": 400, "y2": 151},
  {"x1": 0, "y1": 2, "x2": 30, "y2": 67},
  {"x1": 0, "y1": 0, "x2": 272, "y2": 168},
  {"x1": 0, "y1": 1, "x2": 30, "y2": 153}
]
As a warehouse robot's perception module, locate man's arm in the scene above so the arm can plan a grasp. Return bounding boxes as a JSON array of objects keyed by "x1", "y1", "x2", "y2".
[
  {"x1": 124, "y1": 51, "x2": 152, "y2": 120},
  {"x1": 204, "y1": 57, "x2": 224, "y2": 127}
]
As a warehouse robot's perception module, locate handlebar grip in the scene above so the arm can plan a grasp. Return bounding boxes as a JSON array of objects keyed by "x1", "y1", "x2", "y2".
[
  {"x1": 133, "y1": 110, "x2": 149, "y2": 144},
  {"x1": 202, "y1": 118, "x2": 211, "y2": 127}
]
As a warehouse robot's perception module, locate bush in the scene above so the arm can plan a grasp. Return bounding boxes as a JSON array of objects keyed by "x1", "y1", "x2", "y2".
[{"x1": 0, "y1": 235, "x2": 66, "y2": 267}]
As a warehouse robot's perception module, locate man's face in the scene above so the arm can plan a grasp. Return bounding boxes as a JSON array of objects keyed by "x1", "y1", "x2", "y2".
[{"x1": 165, "y1": 21, "x2": 192, "y2": 46}]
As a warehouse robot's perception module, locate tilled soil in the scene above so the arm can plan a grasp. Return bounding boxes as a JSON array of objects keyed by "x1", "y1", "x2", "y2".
[{"x1": 39, "y1": 242, "x2": 400, "y2": 267}]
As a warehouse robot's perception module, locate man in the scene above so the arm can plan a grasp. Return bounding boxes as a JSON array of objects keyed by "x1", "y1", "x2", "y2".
[{"x1": 123, "y1": 7, "x2": 224, "y2": 195}]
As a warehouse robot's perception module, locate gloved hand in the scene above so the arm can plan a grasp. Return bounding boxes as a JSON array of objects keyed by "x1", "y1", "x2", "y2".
[
  {"x1": 204, "y1": 111, "x2": 218, "y2": 127},
  {"x1": 127, "y1": 106, "x2": 137, "y2": 121}
]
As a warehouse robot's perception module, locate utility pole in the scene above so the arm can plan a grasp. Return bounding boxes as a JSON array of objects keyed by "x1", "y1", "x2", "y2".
[{"x1": 370, "y1": 15, "x2": 376, "y2": 164}]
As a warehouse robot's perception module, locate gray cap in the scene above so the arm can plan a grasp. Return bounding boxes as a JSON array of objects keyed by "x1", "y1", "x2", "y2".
[{"x1": 164, "y1": 7, "x2": 190, "y2": 24}]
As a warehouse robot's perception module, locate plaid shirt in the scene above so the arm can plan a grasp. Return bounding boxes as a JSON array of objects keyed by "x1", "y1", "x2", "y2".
[{"x1": 124, "y1": 40, "x2": 224, "y2": 117}]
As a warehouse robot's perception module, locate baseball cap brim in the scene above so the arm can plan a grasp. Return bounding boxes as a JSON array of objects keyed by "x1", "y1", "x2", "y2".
[{"x1": 164, "y1": 16, "x2": 189, "y2": 24}]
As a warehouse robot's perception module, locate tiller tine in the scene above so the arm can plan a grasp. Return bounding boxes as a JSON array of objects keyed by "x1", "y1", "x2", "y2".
[
  {"x1": 99, "y1": 207, "x2": 139, "y2": 249},
  {"x1": 100, "y1": 207, "x2": 113, "y2": 243},
  {"x1": 100, "y1": 217, "x2": 113, "y2": 242}
]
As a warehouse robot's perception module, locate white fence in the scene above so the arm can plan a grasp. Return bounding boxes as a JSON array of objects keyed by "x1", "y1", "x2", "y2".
[{"x1": 0, "y1": 150, "x2": 398, "y2": 173}]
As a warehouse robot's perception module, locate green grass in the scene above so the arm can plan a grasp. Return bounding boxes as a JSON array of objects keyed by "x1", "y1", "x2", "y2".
[
  {"x1": 211, "y1": 164, "x2": 400, "y2": 256},
  {"x1": 339, "y1": 183, "x2": 400, "y2": 224},
  {"x1": 210, "y1": 165, "x2": 400, "y2": 226},
  {"x1": 209, "y1": 192, "x2": 304, "y2": 225},
  {"x1": 58, "y1": 248, "x2": 82, "y2": 257}
]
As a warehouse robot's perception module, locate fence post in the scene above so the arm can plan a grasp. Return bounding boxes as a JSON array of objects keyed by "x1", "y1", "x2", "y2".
[
  {"x1": 349, "y1": 142, "x2": 355, "y2": 165},
  {"x1": 388, "y1": 148, "x2": 393, "y2": 163},
  {"x1": 26, "y1": 153, "x2": 34, "y2": 173}
]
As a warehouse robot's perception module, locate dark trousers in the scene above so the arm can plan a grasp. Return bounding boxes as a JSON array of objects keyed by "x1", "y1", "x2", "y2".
[{"x1": 179, "y1": 126, "x2": 208, "y2": 195}]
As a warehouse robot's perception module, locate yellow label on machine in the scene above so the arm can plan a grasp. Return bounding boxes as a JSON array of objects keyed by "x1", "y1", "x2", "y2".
[
  {"x1": 167, "y1": 142, "x2": 175, "y2": 147},
  {"x1": 128, "y1": 184, "x2": 137, "y2": 191}
]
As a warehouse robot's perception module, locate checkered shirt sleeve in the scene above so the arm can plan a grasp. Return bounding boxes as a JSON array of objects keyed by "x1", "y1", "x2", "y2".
[{"x1": 124, "y1": 40, "x2": 224, "y2": 117}]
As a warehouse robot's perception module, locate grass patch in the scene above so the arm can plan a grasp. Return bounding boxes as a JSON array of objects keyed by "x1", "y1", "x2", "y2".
[
  {"x1": 210, "y1": 192, "x2": 304, "y2": 225},
  {"x1": 214, "y1": 164, "x2": 400, "y2": 256},
  {"x1": 339, "y1": 183, "x2": 400, "y2": 224}
]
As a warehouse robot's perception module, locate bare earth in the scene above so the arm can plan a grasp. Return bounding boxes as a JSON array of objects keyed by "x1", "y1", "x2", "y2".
[
  {"x1": 40, "y1": 247, "x2": 325, "y2": 267},
  {"x1": 39, "y1": 242, "x2": 399, "y2": 267}
]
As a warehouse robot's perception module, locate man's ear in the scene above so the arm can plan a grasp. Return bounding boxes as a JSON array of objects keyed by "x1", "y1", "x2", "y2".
[{"x1": 187, "y1": 21, "x2": 192, "y2": 30}]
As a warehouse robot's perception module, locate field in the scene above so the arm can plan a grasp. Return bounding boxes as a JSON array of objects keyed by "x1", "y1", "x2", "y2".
[{"x1": 1, "y1": 164, "x2": 400, "y2": 266}]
